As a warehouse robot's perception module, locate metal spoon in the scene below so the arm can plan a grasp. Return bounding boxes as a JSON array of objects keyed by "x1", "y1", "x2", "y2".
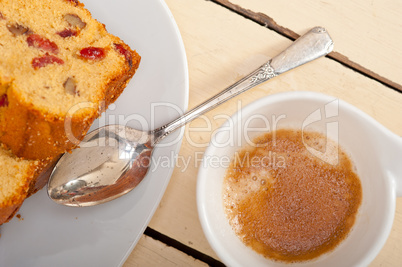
[{"x1": 48, "y1": 27, "x2": 334, "y2": 207}]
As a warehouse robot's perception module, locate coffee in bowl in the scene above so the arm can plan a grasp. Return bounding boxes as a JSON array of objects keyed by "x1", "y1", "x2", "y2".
[
  {"x1": 223, "y1": 129, "x2": 362, "y2": 262},
  {"x1": 197, "y1": 91, "x2": 402, "y2": 267}
]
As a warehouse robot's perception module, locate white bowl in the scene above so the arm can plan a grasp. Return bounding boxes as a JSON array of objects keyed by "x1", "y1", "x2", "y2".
[{"x1": 197, "y1": 91, "x2": 402, "y2": 267}]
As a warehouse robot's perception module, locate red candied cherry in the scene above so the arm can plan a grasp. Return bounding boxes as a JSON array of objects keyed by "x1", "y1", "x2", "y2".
[{"x1": 79, "y1": 47, "x2": 107, "y2": 60}]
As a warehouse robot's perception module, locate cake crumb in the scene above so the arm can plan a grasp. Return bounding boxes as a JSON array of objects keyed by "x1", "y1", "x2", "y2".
[{"x1": 16, "y1": 214, "x2": 24, "y2": 221}]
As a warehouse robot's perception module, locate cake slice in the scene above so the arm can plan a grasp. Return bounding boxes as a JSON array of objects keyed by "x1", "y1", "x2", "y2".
[
  {"x1": 0, "y1": 0, "x2": 141, "y2": 159},
  {"x1": 0, "y1": 145, "x2": 56, "y2": 225},
  {"x1": 0, "y1": 0, "x2": 140, "y2": 224}
]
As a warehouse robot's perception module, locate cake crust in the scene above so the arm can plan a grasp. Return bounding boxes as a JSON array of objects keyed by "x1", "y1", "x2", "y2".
[{"x1": 0, "y1": 152, "x2": 51, "y2": 225}]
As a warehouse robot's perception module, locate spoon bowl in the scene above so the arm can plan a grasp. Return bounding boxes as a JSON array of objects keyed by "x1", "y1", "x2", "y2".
[
  {"x1": 48, "y1": 125, "x2": 152, "y2": 206},
  {"x1": 48, "y1": 27, "x2": 334, "y2": 206}
]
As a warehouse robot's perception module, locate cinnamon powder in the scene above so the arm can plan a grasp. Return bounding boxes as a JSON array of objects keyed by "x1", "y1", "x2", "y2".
[{"x1": 223, "y1": 129, "x2": 362, "y2": 262}]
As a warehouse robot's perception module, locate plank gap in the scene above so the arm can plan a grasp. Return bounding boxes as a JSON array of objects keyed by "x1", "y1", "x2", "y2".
[
  {"x1": 210, "y1": 0, "x2": 402, "y2": 93},
  {"x1": 144, "y1": 227, "x2": 226, "y2": 267}
]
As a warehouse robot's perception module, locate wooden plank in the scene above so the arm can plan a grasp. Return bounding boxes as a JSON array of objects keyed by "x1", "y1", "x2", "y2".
[
  {"x1": 213, "y1": 0, "x2": 402, "y2": 91},
  {"x1": 126, "y1": 0, "x2": 402, "y2": 265},
  {"x1": 123, "y1": 235, "x2": 208, "y2": 267}
]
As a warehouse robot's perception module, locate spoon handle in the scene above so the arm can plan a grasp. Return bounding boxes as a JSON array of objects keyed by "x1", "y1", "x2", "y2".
[{"x1": 152, "y1": 27, "x2": 334, "y2": 144}]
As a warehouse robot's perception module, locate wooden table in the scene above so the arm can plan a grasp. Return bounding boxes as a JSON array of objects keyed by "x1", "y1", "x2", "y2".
[{"x1": 124, "y1": 0, "x2": 402, "y2": 266}]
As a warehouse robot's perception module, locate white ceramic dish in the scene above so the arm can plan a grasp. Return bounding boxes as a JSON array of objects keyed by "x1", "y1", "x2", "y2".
[
  {"x1": 197, "y1": 91, "x2": 402, "y2": 267},
  {"x1": 0, "y1": 0, "x2": 188, "y2": 266}
]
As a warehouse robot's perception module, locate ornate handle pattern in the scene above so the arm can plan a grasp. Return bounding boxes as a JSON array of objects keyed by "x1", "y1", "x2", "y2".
[{"x1": 250, "y1": 63, "x2": 277, "y2": 84}]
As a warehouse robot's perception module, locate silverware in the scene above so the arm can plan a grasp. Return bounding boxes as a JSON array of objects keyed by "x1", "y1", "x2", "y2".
[{"x1": 47, "y1": 27, "x2": 334, "y2": 206}]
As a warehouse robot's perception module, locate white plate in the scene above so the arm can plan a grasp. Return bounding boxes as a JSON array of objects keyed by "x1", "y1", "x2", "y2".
[{"x1": 0, "y1": 0, "x2": 188, "y2": 266}]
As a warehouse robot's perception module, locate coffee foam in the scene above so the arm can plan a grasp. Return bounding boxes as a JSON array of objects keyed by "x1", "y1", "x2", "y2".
[{"x1": 222, "y1": 128, "x2": 362, "y2": 262}]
